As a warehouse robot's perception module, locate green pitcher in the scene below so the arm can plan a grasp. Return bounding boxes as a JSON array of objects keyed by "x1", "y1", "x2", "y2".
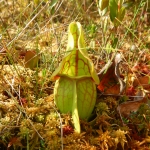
[{"x1": 50, "y1": 22, "x2": 100, "y2": 133}]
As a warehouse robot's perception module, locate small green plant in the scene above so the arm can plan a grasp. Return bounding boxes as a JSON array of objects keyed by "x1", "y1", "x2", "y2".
[
  {"x1": 97, "y1": 0, "x2": 146, "y2": 26},
  {"x1": 97, "y1": 0, "x2": 126, "y2": 26}
]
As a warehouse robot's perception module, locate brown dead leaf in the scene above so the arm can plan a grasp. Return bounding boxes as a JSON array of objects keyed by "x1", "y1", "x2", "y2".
[
  {"x1": 117, "y1": 98, "x2": 147, "y2": 117},
  {"x1": 97, "y1": 53, "x2": 125, "y2": 95},
  {"x1": 117, "y1": 90, "x2": 147, "y2": 117},
  {"x1": 102, "y1": 84, "x2": 120, "y2": 95},
  {"x1": 97, "y1": 60, "x2": 117, "y2": 93},
  {"x1": 133, "y1": 76, "x2": 150, "y2": 91},
  {"x1": 25, "y1": 50, "x2": 39, "y2": 69},
  {"x1": 132, "y1": 63, "x2": 150, "y2": 75}
]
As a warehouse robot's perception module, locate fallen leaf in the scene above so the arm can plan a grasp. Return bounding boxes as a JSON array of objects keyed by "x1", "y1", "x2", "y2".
[
  {"x1": 25, "y1": 50, "x2": 39, "y2": 69},
  {"x1": 132, "y1": 63, "x2": 150, "y2": 75},
  {"x1": 97, "y1": 53, "x2": 125, "y2": 94},
  {"x1": 117, "y1": 90, "x2": 147, "y2": 117},
  {"x1": 97, "y1": 60, "x2": 117, "y2": 93},
  {"x1": 133, "y1": 76, "x2": 150, "y2": 91}
]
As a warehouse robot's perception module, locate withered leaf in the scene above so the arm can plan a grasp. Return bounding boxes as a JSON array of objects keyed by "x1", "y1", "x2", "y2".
[{"x1": 97, "y1": 53, "x2": 125, "y2": 95}]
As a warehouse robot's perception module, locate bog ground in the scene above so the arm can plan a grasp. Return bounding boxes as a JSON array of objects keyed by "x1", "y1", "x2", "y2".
[{"x1": 0, "y1": 0, "x2": 150, "y2": 150}]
